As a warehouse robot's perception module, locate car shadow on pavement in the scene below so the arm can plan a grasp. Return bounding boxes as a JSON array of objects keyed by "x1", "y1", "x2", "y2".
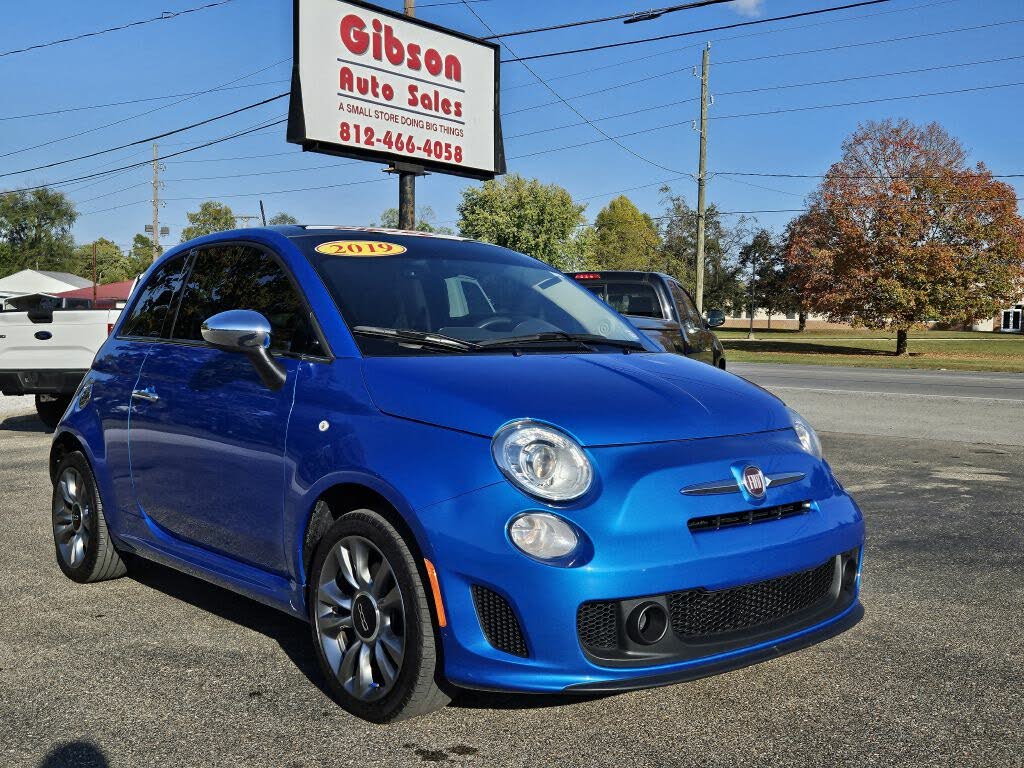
[
  {"x1": 127, "y1": 557, "x2": 609, "y2": 714},
  {"x1": 38, "y1": 740, "x2": 109, "y2": 768},
  {"x1": 0, "y1": 413, "x2": 49, "y2": 433},
  {"x1": 125, "y1": 557, "x2": 332, "y2": 698}
]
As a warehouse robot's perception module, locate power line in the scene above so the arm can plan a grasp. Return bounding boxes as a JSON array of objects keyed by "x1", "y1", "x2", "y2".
[
  {"x1": 4, "y1": 117, "x2": 287, "y2": 195},
  {"x1": 481, "y1": 1, "x2": 737, "y2": 40},
  {"x1": 714, "y1": 17, "x2": 1024, "y2": 66},
  {"x1": 459, "y1": 1, "x2": 690, "y2": 178},
  {"x1": 716, "y1": 170, "x2": 1024, "y2": 180},
  {"x1": 709, "y1": 80, "x2": 1024, "y2": 121},
  {"x1": 503, "y1": 0, "x2": 895, "y2": 63},
  {"x1": 0, "y1": 1, "x2": 237, "y2": 58},
  {"x1": 506, "y1": 51, "x2": 1024, "y2": 118},
  {"x1": 0, "y1": 94, "x2": 287, "y2": 180},
  {"x1": 500, "y1": 0, "x2": 966, "y2": 92},
  {"x1": 0, "y1": 59, "x2": 289, "y2": 160},
  {"x1": 0, "y1": 80, "x2": 289, "y2": 123}
]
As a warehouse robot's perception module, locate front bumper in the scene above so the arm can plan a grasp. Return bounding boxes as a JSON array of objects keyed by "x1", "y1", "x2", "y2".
[{"x1": 417, "y1": 430, "x2": 865, "y2": 693}]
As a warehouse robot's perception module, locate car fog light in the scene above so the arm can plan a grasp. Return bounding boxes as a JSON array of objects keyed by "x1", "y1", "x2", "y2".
[{"x1": 509, "y1": 513, "x2": 578, "y2": 560}]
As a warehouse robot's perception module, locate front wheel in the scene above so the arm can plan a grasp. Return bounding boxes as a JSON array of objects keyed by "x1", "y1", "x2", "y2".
[
  {"x1": 309, "y1": 508, "x2": 450, "y2": 722},
  {"x1": 36, "y1": 394, "x2": 72, "y2": 430}
]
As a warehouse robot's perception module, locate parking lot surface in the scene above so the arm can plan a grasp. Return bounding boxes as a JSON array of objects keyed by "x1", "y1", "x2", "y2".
[{"x1": 1, "y1": 388, "x2": 1021, "y2": 767}]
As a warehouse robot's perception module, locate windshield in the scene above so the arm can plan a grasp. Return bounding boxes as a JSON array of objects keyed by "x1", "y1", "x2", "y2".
[{"x1": 298, "y1": 233, "x2": 646, "y2": 356}]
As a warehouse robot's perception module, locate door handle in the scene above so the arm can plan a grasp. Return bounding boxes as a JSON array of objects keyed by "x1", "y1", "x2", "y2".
[{"x1": 131, "y1": 387, "x2": 159, "y2": 403}]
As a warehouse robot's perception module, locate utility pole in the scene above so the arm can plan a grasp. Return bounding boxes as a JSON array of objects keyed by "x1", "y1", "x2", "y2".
[
  {"x1": 91, "y1": 242, "x2": 98, "y2": 304},
  {"x1": 694, "y1": 43, "x2": 711, "y2": 313},
  {"x1": 151, "y1": 143, "x2": 161, "y2": 263}
]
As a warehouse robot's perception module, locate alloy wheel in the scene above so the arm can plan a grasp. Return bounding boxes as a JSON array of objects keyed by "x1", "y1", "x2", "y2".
[
  {"x1": 315, "y1": 535, "x2": 405, "y2": 702},
  {"x1": 53, "y1": 467, "x2": 92, "y2": 568}
]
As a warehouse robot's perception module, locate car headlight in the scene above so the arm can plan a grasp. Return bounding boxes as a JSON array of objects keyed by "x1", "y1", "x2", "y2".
[
  {"x1": 492, "y1": 420, "x2": 593, "y2": 502},
  {"x1": 789, "y1": 408, "x2": 823, "y2": 459}
]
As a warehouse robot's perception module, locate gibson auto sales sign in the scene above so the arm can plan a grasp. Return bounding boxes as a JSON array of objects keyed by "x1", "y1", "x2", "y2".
[{"x1": 288, "y1": 0, "x2": 506, "y2": 179}]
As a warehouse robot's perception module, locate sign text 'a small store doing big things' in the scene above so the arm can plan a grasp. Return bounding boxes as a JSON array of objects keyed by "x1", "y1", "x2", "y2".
[{"x1": 288, "y1": 0, "x2": 506, "y2": 179}]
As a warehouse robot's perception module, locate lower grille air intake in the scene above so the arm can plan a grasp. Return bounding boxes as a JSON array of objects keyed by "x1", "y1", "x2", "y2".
[
  {"x1": 577, "y1": 601, "x2": 619, "y2": 650},
  {"x1": 668, "y1": 559, "x2": 835, "y2": 639},
  {"x1": 472, "y1": 585, "x2": 529, "y2": 658}
]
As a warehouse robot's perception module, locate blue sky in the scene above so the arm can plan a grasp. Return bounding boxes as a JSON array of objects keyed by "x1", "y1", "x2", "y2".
[{"x1": 1, "y1": 0, "x2": 1022, "y2": 253}]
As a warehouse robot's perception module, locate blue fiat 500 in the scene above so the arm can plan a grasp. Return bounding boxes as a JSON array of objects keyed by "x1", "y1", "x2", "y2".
[{"x1": 50, "y1": 226, "x2": 864, "y2": 722}]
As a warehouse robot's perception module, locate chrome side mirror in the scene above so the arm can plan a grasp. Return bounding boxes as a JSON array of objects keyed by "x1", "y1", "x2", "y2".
[{"x1": 201, "y1": 310, "x2": 286, "y2": 391}]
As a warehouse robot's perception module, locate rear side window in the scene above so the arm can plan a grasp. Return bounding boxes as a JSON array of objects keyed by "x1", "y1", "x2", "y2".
[
  {"x1": 669, "y1": 282, "x2": 703, "y2": 325},
  {"x1": 171, "y1": 245, "x2": 320, "y2": 355},
  {"x1": 120, "y1": 255, "x2": 188, "y2": 338}
]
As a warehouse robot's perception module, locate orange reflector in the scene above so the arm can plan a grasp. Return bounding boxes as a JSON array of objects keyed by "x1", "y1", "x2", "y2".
[{"x1": 423, "y1": 558, "x2": 447, "y2": 628}]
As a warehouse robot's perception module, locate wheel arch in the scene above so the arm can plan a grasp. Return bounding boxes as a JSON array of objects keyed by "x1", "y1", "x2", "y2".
[{"x1": 50, "y1": 429, "x2": 88, "y2": 484}]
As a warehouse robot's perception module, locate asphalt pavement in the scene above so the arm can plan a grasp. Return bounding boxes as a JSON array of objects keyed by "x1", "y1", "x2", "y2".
[
  {"x1": 731, "y1": 363, "x2": 1024, "y2": 446},
  {"x1": 0, "y1": 373, "x2": 1022, "y2": 767}
]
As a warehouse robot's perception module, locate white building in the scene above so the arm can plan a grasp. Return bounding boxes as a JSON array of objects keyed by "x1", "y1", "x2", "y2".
[{"x1": 0, "y1": 269, "x2": 93, "y2": 306}]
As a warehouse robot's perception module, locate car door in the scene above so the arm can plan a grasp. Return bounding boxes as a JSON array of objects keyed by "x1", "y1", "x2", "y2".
[
  {"x1": 667, "y1": 280, "x2": 716, "y2": 365},
  {"x1": 127, "y1": 243, "x2": 322, "y2": 574}
]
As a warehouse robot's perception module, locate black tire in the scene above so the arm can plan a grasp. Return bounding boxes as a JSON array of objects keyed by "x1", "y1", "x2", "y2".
[
  {"x1": 36, "y1": 394, "x2": 72, "y2": 430},
  {"x1": 51, "y1": 451, "x2": 127, "y2": 583},
  {"x1": 308, "y1": 508, "x2": 450, "y2": 722}
]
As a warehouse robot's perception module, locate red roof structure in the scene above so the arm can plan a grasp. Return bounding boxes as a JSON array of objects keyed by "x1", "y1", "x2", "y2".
[{"x1": 55, "y1": 280, "x2": 135, "y2": 302}]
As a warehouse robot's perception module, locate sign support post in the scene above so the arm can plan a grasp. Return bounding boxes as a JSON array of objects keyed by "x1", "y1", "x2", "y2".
[{"x1": 398, "y1": 0, "x2": 417, "y2": 229}]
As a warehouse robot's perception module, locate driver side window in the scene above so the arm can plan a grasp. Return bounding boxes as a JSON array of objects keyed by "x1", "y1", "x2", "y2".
[{"x1": 171, "y1": 245, "x2": 321, "y2": 356}]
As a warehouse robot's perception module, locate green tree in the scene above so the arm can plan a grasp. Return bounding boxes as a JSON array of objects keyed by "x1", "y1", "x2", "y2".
[
  {"x1": 785, "y1": 119, "x2": 1024, "y2": 354},
  {"x1": 0, "y1": 188, "x2": 78, "y2": 277},
  {"x1": 738, "y1": 229, "x2": 798, "y2": 329},
  {"x1": 457, "y1": 174, "x2": 586, "y2": 269},
  {"x1": 181, "y1": 201, "x2": 236, "y2": 242},
  {"x1": 558, "y1": 226, "x2": 598, "y2": 273},
  {"x1": 268, "y1": 212, "x2": 298, "y2": 225},
  {"x1": 374, "y1": 205, "x2": 452, "y2": 234},
  {"x1": 591, "y1": 195, "x2": 661, "y2": 270},
  {"x1": 657, "y1": 188, "x2": 748, "y2": 312},
  {"x1": 129, "y1": 233, "x2": 161, "y2": 264},
  {"x1": 73, "y1": 238, "x2": 149, "y2": 284}
]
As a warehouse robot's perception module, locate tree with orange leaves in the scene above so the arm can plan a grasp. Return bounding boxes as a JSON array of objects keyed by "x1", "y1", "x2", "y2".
[{"x1": 784, "y1": 119, "x2": 1024, "y2": 354}]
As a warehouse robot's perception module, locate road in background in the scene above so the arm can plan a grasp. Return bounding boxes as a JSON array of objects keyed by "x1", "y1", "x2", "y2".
[{"x1": 731, "y1": 363, "x2": 1024, "y2": 446}]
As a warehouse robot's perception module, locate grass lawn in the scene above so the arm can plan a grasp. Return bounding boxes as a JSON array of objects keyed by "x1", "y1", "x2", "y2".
[{"x1": 717, "y1": 328, "x2": 1024, "y2": 372}]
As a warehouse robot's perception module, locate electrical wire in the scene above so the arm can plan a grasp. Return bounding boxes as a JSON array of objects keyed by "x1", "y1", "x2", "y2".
[
  {"x1": 0, "y1": 94, "x2": 288, "y2": 180},
  {"x1": 0, "y1": 1, "x2": 237, "y2": 59},
  {"x1": 500, "y1": 0, "x2": 966, "y2": 92},
  {"x1": 481, "y1": 1, "x2": 738, "y2": 40},
  {"x1": 0, "y1": 59, "x2": 290, "y2": 160},
  {"x1": 460, "y1": 1, "x2": 692, "y2": 178},
  {"x1": 503, "y1": 0, "x2": 896, "y2": 63},
  {"x1": 506, "y1": 52, "x2": 1024, "y2": 117}
]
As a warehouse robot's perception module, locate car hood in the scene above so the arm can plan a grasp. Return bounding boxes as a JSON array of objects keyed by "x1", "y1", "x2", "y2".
[{"x1": 360, "y1": 352, "x2": 789, "y2": 447}]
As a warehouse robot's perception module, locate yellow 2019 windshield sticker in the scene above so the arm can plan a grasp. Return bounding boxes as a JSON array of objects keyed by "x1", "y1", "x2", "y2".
[{"x1": 314, "y1": 240, "x2": 407, "y2": 256}]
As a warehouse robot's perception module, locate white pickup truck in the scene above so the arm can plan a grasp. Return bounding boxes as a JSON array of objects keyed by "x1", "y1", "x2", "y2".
[{"x1": 0, "y1": 308, "x2": 121, "y2": 427}]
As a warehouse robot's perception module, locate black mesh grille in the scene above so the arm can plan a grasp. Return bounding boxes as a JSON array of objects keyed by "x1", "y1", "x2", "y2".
[
  {"x1": 668, "y1": 559, "x2": 835, "y2": 639},
  {"x1": 472, "y1": 585, "x2": 528, "y2": 657},
  {"x1": 576, "y1": 601, "x2": 618, "y2": 650},
  {"x1": 688, "y1": 501, "x2": 811, "y2": 533}
]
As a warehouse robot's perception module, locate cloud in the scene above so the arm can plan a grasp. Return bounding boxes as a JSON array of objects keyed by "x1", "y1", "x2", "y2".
[{"x1": 730, "y1": 0, "x2": 765, "y2": 17}]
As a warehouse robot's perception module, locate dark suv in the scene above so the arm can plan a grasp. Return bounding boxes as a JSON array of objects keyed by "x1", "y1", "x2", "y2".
[{"x1": 570, "y1": 271, "x2": 727, "y2": 368}]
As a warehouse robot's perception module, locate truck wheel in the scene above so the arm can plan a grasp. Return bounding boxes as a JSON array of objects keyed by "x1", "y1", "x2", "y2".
[
  {"x1": 36, "y1": 394, "x2": 71, "y2": 430},
  {"x1": 309, "y1": 508, "x2": 450, "y2": 722},
  {"x1": 52, "y1": 451, "x2": 127, "y2": 583}
]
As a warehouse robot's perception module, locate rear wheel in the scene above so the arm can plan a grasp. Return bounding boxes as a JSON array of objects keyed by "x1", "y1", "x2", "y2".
[
  {"x1": 36, "y1": 394, "x2": 72, "y2": 430},
  {"x1": 52, "y1": 451, "x2": 127, "y2": 583},
  {"x1": 309, "y1": 508, "x2": 449, "y2": 722}
]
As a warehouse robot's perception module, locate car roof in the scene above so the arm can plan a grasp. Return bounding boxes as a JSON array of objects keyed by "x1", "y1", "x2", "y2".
[{"x1": 273, "y1": 225, "x2": 470, "y2": 242}]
